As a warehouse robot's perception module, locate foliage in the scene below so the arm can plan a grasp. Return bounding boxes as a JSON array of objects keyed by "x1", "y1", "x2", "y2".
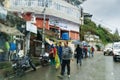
[
  {"x1": 81, "y1": 18, "x2": 119, "y2": 44},
  {"x1": 95, "y1": 44, "x2": 101, "y2": 51}
]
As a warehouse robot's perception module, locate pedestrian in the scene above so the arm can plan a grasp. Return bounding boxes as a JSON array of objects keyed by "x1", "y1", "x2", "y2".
[
  {"x1": 83, "y1": 46, "x2": 88, "y2": 58},
  {"x1": 4, "y1": 39, "x2": 10, "y2": 61},
  {"x1": 49, "y1": 44, "x2": 55, "y2": 66},
  {"x1": 57, "y1": 42, "x2": 62, "y2": 64},
  {"x1": 9, "y1": 40, "x2": 16, "y2": 61},
  {"x1": 87, "y1": 45, "x2": 91, "y2": 58},
  {"x1": 58, "y1": 41, "x2": 73, "y2": 78},
  {"x1": 75, "y1": 44, "x2": 82, "y2": 66},
  {"x1": 91, "y1": 46, "x2": 95, "y2": 57}
]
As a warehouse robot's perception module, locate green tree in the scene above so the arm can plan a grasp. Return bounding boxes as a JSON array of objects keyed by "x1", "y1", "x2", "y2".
[
  {"x1": 81, "y1": 18, "x2": 116, "y2": 44},
  {"x1": 113, "y1": 28, "x2": 120, "y2": 42}
]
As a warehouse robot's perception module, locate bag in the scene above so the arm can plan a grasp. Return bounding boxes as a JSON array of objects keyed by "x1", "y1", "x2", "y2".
[
  {"x1": 62, "y1": 47, "x2": 72, "y2": 58},
  {"x1": 55, "y1": 53, "x2": 60, "y2": 69}
]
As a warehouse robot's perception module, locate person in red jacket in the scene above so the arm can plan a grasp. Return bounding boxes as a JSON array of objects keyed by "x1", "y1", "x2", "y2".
[{"x1": 49, "y1": 44, "x2": 56, "y2": 66}]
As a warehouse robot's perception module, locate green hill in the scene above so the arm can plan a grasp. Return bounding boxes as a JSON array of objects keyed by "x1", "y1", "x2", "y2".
[{"x1": 80, "y1": 18, "x2": 119, "y2": 45}]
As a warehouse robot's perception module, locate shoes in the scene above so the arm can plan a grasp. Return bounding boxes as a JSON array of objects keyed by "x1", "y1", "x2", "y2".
[
  {"x1": 68, "y1": 75, "x2": 70, "y2": 78},
  {"x1": 57, "y1": 75, "x2": 63, "y2": 78},
  {"x1": 80, "y1": 63, "x2": 82, "y2": 66}
]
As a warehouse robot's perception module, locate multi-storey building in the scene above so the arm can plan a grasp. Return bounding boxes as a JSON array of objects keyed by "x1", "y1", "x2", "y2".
[{"x1": 4, "y1": 0, "x2": 85, "y2": 40}]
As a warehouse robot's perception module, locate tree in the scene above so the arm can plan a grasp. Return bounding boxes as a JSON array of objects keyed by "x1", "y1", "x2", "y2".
[
  {"x1": 113, "y1": 28, "x2": 120, "y2": 42},
  {"x1": 81, "y1": 18, "x2": 116, "y2": 44}
]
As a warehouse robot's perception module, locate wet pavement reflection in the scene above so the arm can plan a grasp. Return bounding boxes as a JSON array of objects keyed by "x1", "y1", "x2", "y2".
[{"x1": 6, "y1": 51, "x2": 120, "y2": 80}]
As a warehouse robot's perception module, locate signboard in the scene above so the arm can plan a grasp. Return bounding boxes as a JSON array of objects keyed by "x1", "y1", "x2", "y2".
[
  {"x1": 26, "y1": 21, "x2": 37, "y2": 34},
  {"x1": 49, "y1": 17, "x2": 79, "y2": 32}
]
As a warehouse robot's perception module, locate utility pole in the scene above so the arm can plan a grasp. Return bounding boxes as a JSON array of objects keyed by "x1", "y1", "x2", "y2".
[
  {"x1": 41, "y1": 0, "x2": 47, "y2": 55},
  {"x1": 80, "y1": 6, "x2": 84, "y2": 41}
]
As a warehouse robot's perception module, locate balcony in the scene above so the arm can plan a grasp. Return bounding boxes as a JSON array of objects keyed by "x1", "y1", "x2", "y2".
[
  {"x1": 63, "y1": 0, "x2": 86, "y2": 6},
  {"x1": 4, "y1": 0, "x2": 81, "y2": 24}
]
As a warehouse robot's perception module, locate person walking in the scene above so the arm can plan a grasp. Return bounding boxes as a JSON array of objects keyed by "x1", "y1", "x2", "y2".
[
  {"x1": 57, "y1": 42, "x2": 62, "y2": 64},
  {"x1": 75, "y1": 44, "x2": 82, "y2": 66},
  {"x1": 49, "y1": 44, "x2": 55, "y2": 66},
  {"x1": 91, "y1": 46, "x2": 95, "y2": 57},
  {"x1": 58, "y1": 41, "x2": 73, "y2": 78},
  {"x1": 83, "y1": 46, "x2": 88, "y2": 58},
  {"x1": 87, "y1": 45, "x2": 91, "y2": 58}
]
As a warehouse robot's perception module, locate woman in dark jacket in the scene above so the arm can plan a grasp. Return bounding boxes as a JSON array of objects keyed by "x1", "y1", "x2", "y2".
[{"x1": 75, "y1": 44, "x2": 82, "y2": 66}]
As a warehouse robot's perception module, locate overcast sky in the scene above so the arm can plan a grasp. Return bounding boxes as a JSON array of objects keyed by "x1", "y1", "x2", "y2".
[{"x1": 82, "y1": 0, "x2": 120, "y2": 33}]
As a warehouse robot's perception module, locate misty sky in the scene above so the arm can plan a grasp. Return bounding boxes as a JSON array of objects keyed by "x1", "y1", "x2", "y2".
[{"x1": 82, "y1": 0, "x2": 120, "y2": 33}]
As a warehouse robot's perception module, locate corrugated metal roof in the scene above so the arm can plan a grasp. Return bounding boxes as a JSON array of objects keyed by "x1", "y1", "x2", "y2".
[{"x1": 0, "y1": 23, "x2": 24, "y2": 36}]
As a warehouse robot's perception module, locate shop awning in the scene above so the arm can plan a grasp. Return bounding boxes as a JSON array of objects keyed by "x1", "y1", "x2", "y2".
[
  {"x1": 0, "y1": 23, "x2": 24, "y2": 36},
  {"x1": 45, "y1": 38, "x2": 54, "y2": 45}
]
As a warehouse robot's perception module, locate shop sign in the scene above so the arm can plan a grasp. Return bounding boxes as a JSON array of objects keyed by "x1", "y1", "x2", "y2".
[{"x1": 26, "y1": 21, "x2": 37, "y2": 34}]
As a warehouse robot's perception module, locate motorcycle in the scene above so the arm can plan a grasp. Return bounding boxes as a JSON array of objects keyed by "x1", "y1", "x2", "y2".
[
  {"x1": 39, "y1": 52, "x2": 50, "y2": 66},
  {"x1": 12, "y1": 51, "x2": 36, "y2": 77}
]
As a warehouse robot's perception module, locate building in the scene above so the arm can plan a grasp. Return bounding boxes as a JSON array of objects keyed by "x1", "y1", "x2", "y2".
[
  {"x1": 4, "y1": 0, "x2": 86, "y2": 40},
  {"x1": 3, "y1": 0, "x2": 86, "y2": 56}
]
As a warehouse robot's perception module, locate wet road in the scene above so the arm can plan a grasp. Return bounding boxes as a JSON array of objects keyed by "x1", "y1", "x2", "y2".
[{"x1": 7, "y1": 51, "x2": 120, "y2": 80}]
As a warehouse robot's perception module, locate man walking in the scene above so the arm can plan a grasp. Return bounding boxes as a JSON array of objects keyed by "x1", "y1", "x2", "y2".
[
  {"x1": 57, "y1": 42, "x2": 62, "y2": 64},
  {"x1": 75, "y1": 44, "x2": 82, "y2": 66},
  {"x1": 58, "y1": 41, "x2": 73, "y2": 78}
]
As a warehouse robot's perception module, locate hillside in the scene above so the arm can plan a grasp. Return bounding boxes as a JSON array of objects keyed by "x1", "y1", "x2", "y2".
[{"x1": 80, "y1": 19, "x2": 119, "y2": 45}]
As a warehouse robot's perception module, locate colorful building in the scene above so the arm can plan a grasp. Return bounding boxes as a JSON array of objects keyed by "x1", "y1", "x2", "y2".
[{"x1": 4, "y1": 0, "x2": 85, "y2": 40}]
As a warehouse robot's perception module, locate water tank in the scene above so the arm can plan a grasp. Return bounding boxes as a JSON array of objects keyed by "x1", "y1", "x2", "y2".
[{"x1": 62, "y1": 33, "x2": 69, "y2": 40}]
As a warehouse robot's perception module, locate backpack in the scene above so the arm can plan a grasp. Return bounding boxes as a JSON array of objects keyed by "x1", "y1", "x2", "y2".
[{"x1": 62, "y1": 47, "x2": 72, "y2": 59}]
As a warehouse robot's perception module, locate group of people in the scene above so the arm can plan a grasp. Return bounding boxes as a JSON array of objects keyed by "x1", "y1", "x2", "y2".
[
  {"x1": 48, "y1": 41, "x2": 73, "y2": 78},
  {"x1": 74, "y1": 45, "x2": 95, "y2": 66},
  {"x1": 48, "y1": 41, "x2": 95, "y2": 79},
  {"x1": 3, "y1": 39, "x2": 22, "y2": 61},
  {"x1": 82, "y1": 45, "x2": 95, "y2": 58}
]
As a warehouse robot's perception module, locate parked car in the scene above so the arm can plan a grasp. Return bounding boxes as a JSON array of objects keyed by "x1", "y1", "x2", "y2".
[
  {"x1": 113, "y1": 42, "x2": 120, "y2": 62},
  {"x1": 103, "y1": 47, "x2": 113, "y2": 56}
]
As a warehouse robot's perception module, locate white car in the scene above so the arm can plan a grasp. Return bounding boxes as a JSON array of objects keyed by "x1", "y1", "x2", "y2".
[
  {"x1": 103, "y1": 47, "x2": 113, "y2": 56},
  {"x1": 112, "y1": 42, "x2": 120, "y2": 62}
]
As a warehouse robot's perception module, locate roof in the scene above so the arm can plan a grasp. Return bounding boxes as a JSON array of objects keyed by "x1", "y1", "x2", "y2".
[{"x1": 0, "y1": 23, "x2": 24, "y2": 36}]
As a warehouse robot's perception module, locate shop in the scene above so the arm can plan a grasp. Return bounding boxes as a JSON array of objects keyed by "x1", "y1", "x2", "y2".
[{"x1": 0, "y1": 23, "x2": 24, "y2": 61}]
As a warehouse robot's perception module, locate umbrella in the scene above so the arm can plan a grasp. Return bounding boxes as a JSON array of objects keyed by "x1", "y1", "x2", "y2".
[
  {"x1": 82, "y1": 41, "x2": 88, "y2": 46},
  {"x1": 72, "y1": 40, "x2": 81, "y2": 45}
]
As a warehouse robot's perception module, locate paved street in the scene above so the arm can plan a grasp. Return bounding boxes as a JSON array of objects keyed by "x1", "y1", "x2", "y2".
[{"x1": 6, "y1": 51, "x2": 120, "y2": 80}]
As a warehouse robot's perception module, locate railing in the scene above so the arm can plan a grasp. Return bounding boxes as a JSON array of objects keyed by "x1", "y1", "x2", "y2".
[
  {"x1": 10, "y1": 0, "x2": 52, "y2": 7},
  {"x1": 8, "y1": 0, "x2": 80, "y2": 19}
]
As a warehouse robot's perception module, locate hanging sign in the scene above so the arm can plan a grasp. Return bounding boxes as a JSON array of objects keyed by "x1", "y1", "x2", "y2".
[{"x1": 26, "y1": 21, "x2": 37, "y2": 34}]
